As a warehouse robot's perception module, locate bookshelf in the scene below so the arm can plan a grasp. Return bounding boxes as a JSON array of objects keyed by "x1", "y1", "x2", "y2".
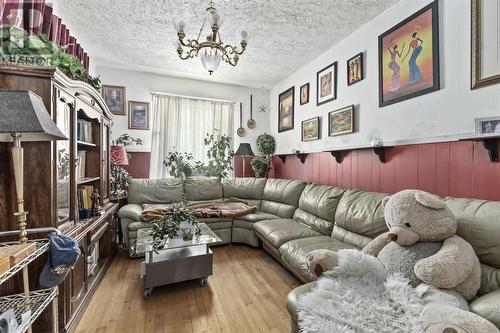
[{"x1": 0, "y1": 65, "x2": 118, "y2": 332}]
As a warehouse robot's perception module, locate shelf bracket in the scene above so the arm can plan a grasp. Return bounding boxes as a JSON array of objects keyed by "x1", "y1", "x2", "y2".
[
  {"x1": 483, "y1": 139, "x2": 499, "y2": 162},
  {"x1": 373, "y1": 147, "x2": 387, "y2": 163},
  {"x1": 329, "y1": 151, "x2": 343, "y2": 164},
  {"x1": 278, "y1": 155, "x2": 287, "y2": 163},
  {"x1": 296, "y1": 153, "x2": 307, "y2": 164}
]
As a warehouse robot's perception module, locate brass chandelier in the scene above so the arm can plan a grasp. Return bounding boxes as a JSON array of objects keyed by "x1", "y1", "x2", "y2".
[{"x1": 175, "y1": 0, "x2": 248, "y2": 75}]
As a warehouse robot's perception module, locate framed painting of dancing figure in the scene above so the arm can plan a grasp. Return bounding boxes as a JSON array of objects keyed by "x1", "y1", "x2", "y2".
[
  {"x1": 347, "y1": 53, "x2": 364, "y2": 86},
  {"x1": 378, "y1": 1, "x2": 439, "y2": 107}
]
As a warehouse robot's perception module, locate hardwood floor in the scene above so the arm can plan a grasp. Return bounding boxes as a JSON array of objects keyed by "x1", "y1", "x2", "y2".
[{"x1": 74, "y1": 245, "x2": 300, "y2": 333}]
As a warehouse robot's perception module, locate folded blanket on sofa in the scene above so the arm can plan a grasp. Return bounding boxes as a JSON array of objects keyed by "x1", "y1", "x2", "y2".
[{"x1": 140, "y1": 198, "x2": 257, "y2": 222}]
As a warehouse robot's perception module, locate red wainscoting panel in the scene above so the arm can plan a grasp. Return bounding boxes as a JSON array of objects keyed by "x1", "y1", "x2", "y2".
[
  {"x1": 125, "y1": 152, "x2": 151, "y2": 179},
  {"x1": 234, "y1": 156, "x2": 255, "y2": 177},
  {"x1": 271, "y1": 141, "x2": 500, "y2": 200}
]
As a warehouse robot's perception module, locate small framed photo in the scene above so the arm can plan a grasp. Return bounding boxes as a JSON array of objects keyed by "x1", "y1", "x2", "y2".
[
  {"x1": 302, "y1": 116, "x2": 320, "y2": 142},
  {"x1": 278, "y1": 86, "x2": 295, "y2": 133},
  {"x1": 328, "y1": 105, "x2": 354, "y2": 136},
  {"x1": 300, "y1": 83, "x2": 310, "y2": 105},
  {"x1": 317, "y1": 62, "x2": 337, "y2": 106},
  {"x1": 102, "y1": 85, "x2": 126, "y2": 115},
  {"x1": 347, "y1": 52, "x2": 364, "y2": 86},
  {"x1": 475, "y1": 117, "x2": 500, "y2": 136},
  {"x1": 128, "y1": 101, "x2": 150, "y2": 130}
]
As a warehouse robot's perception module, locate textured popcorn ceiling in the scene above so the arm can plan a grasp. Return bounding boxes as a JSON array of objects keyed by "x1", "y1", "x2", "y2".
[{"x1": 56, "y1": 0, "x2": 398, "y2": 88}]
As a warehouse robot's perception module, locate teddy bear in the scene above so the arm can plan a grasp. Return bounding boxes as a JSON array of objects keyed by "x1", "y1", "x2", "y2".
[{"x1": 305, "y1": 190, "x2": 498, "y2": 333}]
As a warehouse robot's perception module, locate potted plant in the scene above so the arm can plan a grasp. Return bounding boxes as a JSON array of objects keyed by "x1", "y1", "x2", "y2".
[
  {"x1": 110, "y1": 134, "x2": 143, "y2": 198},
  {"x1": 163, "y1": 151, "x2": 194, "y2": 179},
  {"x1": 150, "y1": 204, "x2": 201, "y2": 252},
  {"x1": 203, "y1": 131, "x2": 234, "y2": 181},
  {"x1": 251, "y1": 156, "x2": 271, "y2": 178},
  {"x1": 256, "y1": 133, "x2": 276, "y2": 157}
]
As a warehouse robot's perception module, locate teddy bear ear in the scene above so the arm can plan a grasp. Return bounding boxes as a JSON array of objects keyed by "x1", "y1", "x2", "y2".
[{"x1": 414, "y1": 192, "x2": 447, "y2": 210}]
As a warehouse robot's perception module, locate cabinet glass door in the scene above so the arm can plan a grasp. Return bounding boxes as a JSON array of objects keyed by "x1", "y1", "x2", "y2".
[
  {"x1": 102, "y1": 124, "x2": 110, "y2": 200},
  {"x1": 56, "y1": 99, "x2": 72, "y2": 224}
]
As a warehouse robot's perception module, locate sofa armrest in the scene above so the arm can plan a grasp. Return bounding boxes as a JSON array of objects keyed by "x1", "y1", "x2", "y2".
[
  {"x1": 286, "y1": 282, "x2": 316, "y2": 324},
  {"x1": 470, "y1": 289, "x2": 500, "y2": 328},
  {"x1": 118, "y1": 204, "x2": 143, "y2": 221}
]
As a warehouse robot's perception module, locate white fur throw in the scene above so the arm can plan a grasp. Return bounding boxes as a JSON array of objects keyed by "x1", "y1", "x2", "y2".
[{"x1": 297, "y1": 250, "x2": 435, "y2": 333}]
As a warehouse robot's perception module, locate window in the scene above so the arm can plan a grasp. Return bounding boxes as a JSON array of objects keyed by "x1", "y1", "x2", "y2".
[{"x1": 149, "y1": 94, "x2": 234, "y2": 178}]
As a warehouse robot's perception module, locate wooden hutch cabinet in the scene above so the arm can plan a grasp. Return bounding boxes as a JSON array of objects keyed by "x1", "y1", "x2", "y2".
[{"x1": 0, "y1": 65, "x2": 119, "y2": 332}]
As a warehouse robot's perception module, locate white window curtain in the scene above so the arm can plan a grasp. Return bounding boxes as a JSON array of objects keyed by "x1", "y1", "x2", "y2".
[{"x1": 149, "y1": 94, "x2": 235, "y2": 179}]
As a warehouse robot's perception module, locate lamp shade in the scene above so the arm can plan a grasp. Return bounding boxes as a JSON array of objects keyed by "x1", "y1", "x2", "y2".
[
  {"x1": 110, "y1": 145, "x2": 129, "y2": 166},
  {"x1": 0, "y1": 90, "x2": 67, "y2": 142},
  {"x1": 234, "y1": 143, "x2": 254, "y2": 156}
]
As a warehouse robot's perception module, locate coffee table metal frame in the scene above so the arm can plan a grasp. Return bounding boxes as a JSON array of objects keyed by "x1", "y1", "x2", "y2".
[{"x1": 137, "y1": 223, "x2": 222, "y2": 299}]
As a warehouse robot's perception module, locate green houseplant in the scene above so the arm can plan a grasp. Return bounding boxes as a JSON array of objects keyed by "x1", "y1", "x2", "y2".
[
  {"x1": 256, "y1": 133, "x2": 276, "y2": 156},
  {"x1": 251, "y1": 156, "x2": 271, "y2": 178},
  {"x1": 163, "y1": 151, "x2": 194, "y2": 179},
  {"x1": 110, "y1": 134, "x2": 143, "y2": 198},
  {"x1": 150, "y1": 204, "x2": 201, "y2": 252},
  {"x1": 203, "y1": 131, "x2": 234, "y2": 181}
]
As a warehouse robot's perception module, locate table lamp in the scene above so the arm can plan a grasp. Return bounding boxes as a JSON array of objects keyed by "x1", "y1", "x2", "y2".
[
  {"x1": 0, "y1": 89, "x2": 67, "y2": 243},
  {"x1": 234, "y1": 143, "x2": 254, "y2": 177},
  {"x1": 110, "y1": 145, "x2": 129, "y2": 166}
]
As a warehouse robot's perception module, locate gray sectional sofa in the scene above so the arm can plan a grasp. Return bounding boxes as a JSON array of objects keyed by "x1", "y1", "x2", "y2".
[{"x1": 117, "y1": 177, "x2": 500, "y2": 330}]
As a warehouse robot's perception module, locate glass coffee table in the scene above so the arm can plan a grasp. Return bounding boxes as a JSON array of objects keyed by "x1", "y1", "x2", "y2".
[{"x1": 136, "y1": 223, "x2": 222, "y2": 299}]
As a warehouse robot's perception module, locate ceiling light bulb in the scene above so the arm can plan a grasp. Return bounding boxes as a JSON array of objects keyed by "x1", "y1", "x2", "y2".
[
  {"x1": 174, "y1": 20, "x2": 186, "y2": 32},
  {"x1": 240, "y1": 30, "x2": 248, "y2": 41}
]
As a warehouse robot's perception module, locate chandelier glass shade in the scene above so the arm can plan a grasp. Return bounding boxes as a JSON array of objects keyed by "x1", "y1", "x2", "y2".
[{"x1": 175, "y1": 1, "x2": 248, "y2": 75}]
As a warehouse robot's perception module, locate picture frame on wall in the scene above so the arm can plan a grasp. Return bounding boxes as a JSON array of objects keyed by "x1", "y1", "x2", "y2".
[
  {"x1": 278, "y1": 86, "x2": 295, "y2": 132},
  {"x1": 475, "y1": 116, "x2": 500, "y2": 136},
  {"x1": 328, "y1": 105, "x2": 354, "y2": 136},
  {"x1": 300, "y1": 83, "x2": 310, "y2": 105},
  {"x1": 347, "y1": 52, "x2": 364, "y2": 86},
  {"x1": 128, "y1": 101, "x2": 150, "y2": 130},
  {"x1": 301, "y1": 116, "x2": 320, "y2": 142},
  {"x1": 316, "y1": 62, "x2": 337, "y2": 106},
  {"x1": 378, "y1": 1, "x2": 440, "y2": 107},
  {"x1": 102, "y1": 85, "x2": 126, "y2": 115},
  {"x1": 471, "y1": 0, "x2": 500, "y2": 89}
]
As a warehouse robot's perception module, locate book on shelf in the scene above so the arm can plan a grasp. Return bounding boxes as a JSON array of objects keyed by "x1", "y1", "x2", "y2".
[
  {"x1": 77, "y1": 151, "x2": 86, "y2": 179},
  {"x1": 77, "y1": 119, "x2": 93, "y2": 143},
  {"x1": 78, "y1": 185, "x2": 94, "y2": 210}
]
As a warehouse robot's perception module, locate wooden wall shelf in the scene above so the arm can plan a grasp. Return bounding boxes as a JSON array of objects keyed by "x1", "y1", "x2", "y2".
[
  {"x1": 326, "y1": 146, "x2": 393, "y2": 164},
  {"x1": 459, "y1": 136, "x2": 500, "y2": 162},
  {"x1": 277, "y1": 152, "x2": 308, "y2": 164}
]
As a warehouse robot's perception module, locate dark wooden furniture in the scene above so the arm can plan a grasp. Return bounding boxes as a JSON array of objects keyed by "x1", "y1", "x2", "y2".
[{"x1": 0, "y1": 65, "x2": 119, "y2": 332}]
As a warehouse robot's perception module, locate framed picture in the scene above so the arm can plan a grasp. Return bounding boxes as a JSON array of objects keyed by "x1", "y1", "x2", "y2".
[
  {"x1": 316, "y1": 62, "x2": 337, "y2": 106},
  {"x1": 378, "y1": 1, "x2": 439, "y2": 107},
  {"x1": 472, "y1": 0, "x2": 500, "y2": 89},
  {"x1": 328, "y1": 105, "x2": 354, "y2": 136},
  {"x1": 347, "y1": 53, "x2": 364, "y2": 86},
  {"x1": 300, "y1": 83, "x2": 310, "y2": 105},
  {"x1": 278, "y1": 87, "x2": 294, "y2": 132},
  {"x1": 475, "y1": 117, "x2": 500, "y2": 136},
  {"x1": 102, "y1": 85, "x2": 126, "y2": 115},
  {"x1": 302, "y1": 116, "x2": 320, "y2": 142},
  {"x1": 128, "y1": 101, "x2": 150, "y2": 130}
]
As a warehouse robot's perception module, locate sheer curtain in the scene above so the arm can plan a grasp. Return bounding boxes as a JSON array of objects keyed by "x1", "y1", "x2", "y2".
[{"x1": 149, "y1": 94, "x2": 234, "y2": 178}]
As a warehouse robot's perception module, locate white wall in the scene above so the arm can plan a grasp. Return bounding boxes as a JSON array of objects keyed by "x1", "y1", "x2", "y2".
[
  {"x1": 270, "y1": 0, "x2": 500, "y2": 154},
  {"x1": 96, "y1": 66, "x2": 270, "y2": 154}
]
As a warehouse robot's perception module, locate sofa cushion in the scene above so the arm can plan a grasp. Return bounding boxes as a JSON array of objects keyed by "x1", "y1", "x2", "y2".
[
  {"x1": 442, "y1": 197, "x2": 500, "y2": 269},
  {"x1": 260, "y1": 179, "x2": 306, "y2": 218},
  {"x1": 127, "y1": 178, "x2": 184, "y2": 204},
  {"x1": 253, "y1": 219, "x2": 321, "y2": 248},
  {"x1": 292, "y1": 184, "x2": 346, "y2": 235},
  {"x1": 233, "y1": 212, "x2": 280, "y2": 230},
  {"x1": 184, "y1": 177, "x2": 223, "y2": 201},
  {"x1": 279, "y1": 236, "x2": 356, "y2": 281},
  {"x1": 223, "y1": 177, "x2": 266, "y2": 202},
  {"x1": 118, "y1": 204, "x2": 143, "y2": 221},
  {"x1": 333, "y1": 189, "x2": 389, "y2": 248},
  {"x1": 198, "y1": 218, "x2": 232, "y2": 230}
]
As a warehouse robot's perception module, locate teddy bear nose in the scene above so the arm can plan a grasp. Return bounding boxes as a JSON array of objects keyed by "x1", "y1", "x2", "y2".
[{"x1": 388, "y1": 233, "x2": 398, "y2": 241}]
